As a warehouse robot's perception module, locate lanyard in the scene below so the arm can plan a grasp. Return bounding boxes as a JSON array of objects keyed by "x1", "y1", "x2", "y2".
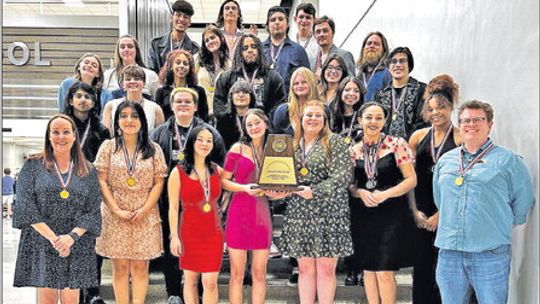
[
  {"x1": 457, "y1": 142, "x2": 494, "y2": 177},
  {"x1": 53, "y1": 160, "x2": 74, "y2": 190},
  {"x1": 173, "y1": 122, "x2": 193, "y2": 153},
  {"x1": 296, "y1": 33, "x2": 312, "y2": 49},
  {"x1": 79, "y1": 119, "x2": 92, "y2": 148},
  {"x1": 343, "y1": 111, "x2": 359, "y2": 140},
  {"x1": 299, "y1": 136, "x2": 320, "y2": 168},
  {"x1": 194, "y1": 167, "x2": 211, "y2": 203},
  {"x1": 242, "y1": 66, "x2": 259, "y2": 86},
  {"x1": 430, "y1": 124, "x2": 453, "y2": 164},
  {"x1": 169, "y1": 34, "x2": 185, "y2": 53},
  {"x1": 391, "y1": 86, "x2": 407, "y2": 119},
  {"x1": 121, "y1": 138, "x2": 139, "y2": 176},
  {"x1": 361, "y1": 59, "x2": 384, "y2": 89},
  {"x1": 270, "y1": 41, "x2": 285, "y2": 65},
  {"x1": 363, "y1": 135, "x2": 383, "y2": 180}
]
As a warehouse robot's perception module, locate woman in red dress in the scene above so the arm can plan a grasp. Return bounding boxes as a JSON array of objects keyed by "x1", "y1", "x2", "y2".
[{"x1": 168, "y1": 125, "x2": 224, "y2": 304}]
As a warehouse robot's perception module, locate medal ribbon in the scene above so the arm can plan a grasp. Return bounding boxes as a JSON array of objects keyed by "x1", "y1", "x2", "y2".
[
  {"x1": 391, "y1": 86, "x2": 408, "y2": 117},
  {"x1": 457, "y1": 142, "x2": 495, "y2": 177},
  {"x1": 79, "y1": 119, "x2": 92, "y2": 149},
  {"x1": 53, "y1": 160, "x2": 74, "y2": 190},
  {"x1": 300, "y1": 136, "x2": 320, "y2": 169},
  {"x1": 270, "y1": 41, "x2": 285, "y2": 66},
  {"x1": 169, "y1": 35, "x2": 185, "y2": 53},
  {"x1": 363, "y1": 135, "x2": 384, "y2": 180},
  {"x1": 173, "y1": 122, "x2": 194, "y2": 155},
  {"x1": 242, "y1": 67, "x2": 259, "y2": 86},
  {"x1": 122, "y1": 138, "x2": 139, "y2": 177},
  {"x1": 343, "y1": 111, "x2": 359, "y2": 140},
  {"x1": 250, "y1": 142, "x2": 262, "y2": 174},
  {"x1": 296, "y1": 33, "x2": 312, "y2": 49},
  {"x1": 430, "y1": 124, "x2": 453, "y2": 164},
  {"x1": 194, "y1": 167, "x2": 211, "y2": 204}
]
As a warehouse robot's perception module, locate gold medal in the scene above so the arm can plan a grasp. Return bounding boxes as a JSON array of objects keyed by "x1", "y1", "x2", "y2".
[
  {"x1": 343, "y1": 136, "x2": 352, "y2": 144},
  {"x1": 60, "y1": 189, "x2": 70, "y2": 199},
  {"x1": 126, "y1": 177, "x2": 137, "y2": 187},
  {"x1": 299, "y1": 167, "x2": 309, "y2": 176},
  {"x1": 454, "y1": 176, "x2": 464, "y2": 186},
  {"x1": 177, "y1": 152, "x2": 185, "y2": 161},
  {"x1": 203, "y1": 203, "x2": 211, "y2": 213},
  {"x1": 207, "y1": 86, "x2": 215, "y2": 93},
  {"x1": 392, "y1": 113, "x2": 398, "y2": 121},
  {"x1": 269, "y1": 63, "x2": 275, "y2": 69}
]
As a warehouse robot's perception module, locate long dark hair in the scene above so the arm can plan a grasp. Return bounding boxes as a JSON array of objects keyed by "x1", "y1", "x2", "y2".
[
  {"x1": 112, "y1": 101, "x2": 155, "y2": 159},
  {"x1": 331, "y1": 76, "x2": 364, "y2": 122},
  {"x1": 182, "y1": 125, "x2": 217, "y2": 175},
  {"x1": 200, "y1": 24, "x2": 229, "y2": 72},
  {"x1": 228, "y1": 79, "x2": 257, "y2": 116},
  {"x1": 239, "y1": 108, "x2": 271, "y2": 144},
  {"x1": 159, "y1": 49, "x2": 198, "y2": 87},
  {"x1": 216, "y1": 0, "x2": 243, "y2": 28},
  {"x1": 31, "y1": 114, "x2": 90, "y2": 177},
  {"x1": 232, "y1": 34, "x2": 268, "y2": 76},
  {"x1": 320, "y1": 54, "x2": 349, "y2": 95},
  {"x1": 63, "y1": 81, "x2": 104, "y2": 139}
]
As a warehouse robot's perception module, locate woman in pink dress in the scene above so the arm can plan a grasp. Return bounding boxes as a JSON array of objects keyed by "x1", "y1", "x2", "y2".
[{"x1": 221, "y1": 108, "x2": 272, "y2": 304}]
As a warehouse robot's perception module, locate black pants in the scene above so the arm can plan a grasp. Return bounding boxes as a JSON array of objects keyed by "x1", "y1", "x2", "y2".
[
  {"x1": 80, "y1": 254, "x2": 103, "y2": 303},
  {"x1": 412, "y1": 229, "x2": 441, "y2": 304},
  {"x1": 160, "y1": 216, "x2": 184, "y2": 298}
]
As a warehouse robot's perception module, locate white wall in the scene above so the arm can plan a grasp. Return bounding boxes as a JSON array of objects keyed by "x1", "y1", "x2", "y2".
[{"x1": 319, "y1": 1, "x2": 539, "y2": 303}]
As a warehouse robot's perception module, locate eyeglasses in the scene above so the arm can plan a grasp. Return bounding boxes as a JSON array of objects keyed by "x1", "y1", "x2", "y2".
[
  {"x1": 74, "y1": 93, "x2": 92, "y2": 100},
  {"x1": 458, "y1": 117, "x2": 487, "y2": 125},
  {"x1": 326, "y1": 66, "x2": 343, "y2": 72},
  {"x1": 173, "y1": 100, "x2": 194, "y2": 105},
  {"x1": 389, "y1": 58, "x2": 408, "y2": 65}
]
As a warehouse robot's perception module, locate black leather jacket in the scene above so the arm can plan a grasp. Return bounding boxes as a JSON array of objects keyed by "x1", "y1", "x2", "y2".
[{"x1": 148, "y1": 31, "x2": 200, "y2": 74}]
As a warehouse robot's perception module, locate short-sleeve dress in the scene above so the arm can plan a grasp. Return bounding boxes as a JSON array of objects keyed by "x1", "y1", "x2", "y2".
[
  {"x1": 351, "y1": 135, "x2": 416, "y2": 271},
  {"x1": 94, "y1": 139, "x2": 168, "y2": 260},
  {"x1": 279, "y1": 134, "x2": 354, "y2": 258},
  {"x1": 223, "y1": 147, "x2": 272, "y2": 250},
  {"x1": 177, "y1": 165, "x2": 223, "y2": 272},
  {"x1": 13, "y1": 158, "x2": 102, "y2": 289}
]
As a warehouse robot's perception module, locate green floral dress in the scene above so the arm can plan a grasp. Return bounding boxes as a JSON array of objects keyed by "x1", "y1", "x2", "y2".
[{"x1": 279, "y1": 134, "x2": 354, "y2": 258}]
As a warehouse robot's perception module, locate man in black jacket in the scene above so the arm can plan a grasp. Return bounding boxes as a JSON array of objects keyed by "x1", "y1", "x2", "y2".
[
  {"x1": 213, "y1": 33, "x2": 286, "y2": 121},
  {"x1": 148, "y1": 0, "x2": 200, "y2": 74},
  {"x1": 149, "y1": 87, "x2": 225, "y2": 304}
]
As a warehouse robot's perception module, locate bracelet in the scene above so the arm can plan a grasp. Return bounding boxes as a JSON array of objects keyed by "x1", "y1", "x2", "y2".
[{"x1": 68, "y1": 231, "x2": 80, "y2": 242}]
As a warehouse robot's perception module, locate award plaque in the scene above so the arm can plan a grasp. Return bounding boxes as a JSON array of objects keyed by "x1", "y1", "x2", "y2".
[{"x1": 257, "y1": 134, "x2": 302, "y2": 191}]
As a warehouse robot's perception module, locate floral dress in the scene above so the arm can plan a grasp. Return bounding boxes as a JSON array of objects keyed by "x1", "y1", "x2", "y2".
[
  {"x1": 94, "y1": 139, "x2": 168, "y2": 260},
  {"x1": 279, "y1": 134, "x2": 354, "y2": 257}
]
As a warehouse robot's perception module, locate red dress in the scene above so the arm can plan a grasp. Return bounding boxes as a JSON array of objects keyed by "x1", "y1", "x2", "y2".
[{"x1": 178, "y1": 165, "x2": 223, "y2": 272}]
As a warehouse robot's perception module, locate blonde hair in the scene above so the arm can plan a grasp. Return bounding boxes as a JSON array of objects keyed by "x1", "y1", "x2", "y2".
[
  {"x1": 169, "y1": 87, "x2": 199, "y2": 104},
  {"x1": 288, "y1": 67, "x2": 321, "y2": 134},
  {"x1": 294, "y1": 100, "x2": 333, "y2": 161}
]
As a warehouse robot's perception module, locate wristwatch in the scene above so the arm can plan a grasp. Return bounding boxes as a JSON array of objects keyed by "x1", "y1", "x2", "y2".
[{"x1": 68, "y1": 231, "x2": 81, "y2": 242}]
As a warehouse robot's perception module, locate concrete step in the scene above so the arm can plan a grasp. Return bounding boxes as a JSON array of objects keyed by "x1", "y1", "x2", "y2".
[{"x1": 99, "y1": 259, "x2": 413, "y2": 303}]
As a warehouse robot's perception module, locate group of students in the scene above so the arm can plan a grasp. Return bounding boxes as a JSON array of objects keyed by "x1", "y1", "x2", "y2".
[{"x1": 11, "y1": 1, "x2": 535, "y2": 304}]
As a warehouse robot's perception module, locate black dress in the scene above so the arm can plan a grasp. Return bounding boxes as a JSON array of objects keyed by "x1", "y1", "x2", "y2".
[
  {"x1": 412, "y1": 128, "x2": 457, "y2": 304},
  {"x1": 350, "y1": 135, "x2": 415, "y2": 271}
]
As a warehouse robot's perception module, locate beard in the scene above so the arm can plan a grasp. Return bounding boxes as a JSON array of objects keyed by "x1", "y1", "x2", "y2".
[{"x1": 362, "y1": 50, "x2": 382, "y2": 67}]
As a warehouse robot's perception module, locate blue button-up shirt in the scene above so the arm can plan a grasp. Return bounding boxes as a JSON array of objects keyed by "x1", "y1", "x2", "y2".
[
  {"x1": 262, "y1": 37, "x2": 309, "y2": 93},
  {"x1": 433, "y1": 139, "x2": 535, "y2": 252}
]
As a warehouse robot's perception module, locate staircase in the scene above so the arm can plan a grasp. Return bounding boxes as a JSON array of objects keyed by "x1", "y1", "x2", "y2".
[{"x1": 100, "y1": 214, "x2": 414, "y2": 303}]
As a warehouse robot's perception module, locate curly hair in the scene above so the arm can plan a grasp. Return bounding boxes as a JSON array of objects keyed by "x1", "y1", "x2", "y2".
[
  {"x1": 158, "y1": 49, "x2": 198, "y2": 87},
  {"x1": 421, "y1": 74, "x2": 459, "y2": 121}
]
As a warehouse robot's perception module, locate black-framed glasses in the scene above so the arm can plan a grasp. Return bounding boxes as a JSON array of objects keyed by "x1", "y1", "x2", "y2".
[
  {"x1": 389, "y1": 58, "x2": 408, "y2": 65},
  {"x1": 458, "y1": 117, "x2": 487, "y2": 125}
]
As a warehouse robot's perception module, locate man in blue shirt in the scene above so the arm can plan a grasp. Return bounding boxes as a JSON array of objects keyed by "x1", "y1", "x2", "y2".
[
  {"x1": 355, "y1": 31, "x2": 392, "y2": 101},
  {"x1": 433, "y1": 100, "x2": 535, "y2": 304},
  {"x1": 3, "y1": 168, "x2": 14, "y2": 219},
  {"x1": 262, "y1": 6, "x2": 310, "y2": 94}
]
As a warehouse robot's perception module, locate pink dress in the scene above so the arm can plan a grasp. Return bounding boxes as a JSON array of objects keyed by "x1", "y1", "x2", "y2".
[{"x1": 223, "y1": 149, "x2": 272, "y2": 250}]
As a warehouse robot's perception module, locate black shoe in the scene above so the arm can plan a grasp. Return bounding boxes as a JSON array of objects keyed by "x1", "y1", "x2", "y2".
[
  {"x1": 287, "y1": 272, "x2": 299, "y2": 287},
  {"x1": 88, "y1": 296, "x2": 106, "y2": 304},
  {"x1": 344, "y1": 271, "x2": 358, "y2": 286},
  {"x1": 243, "y1": 274, "x2": 252, "y2": 286}
]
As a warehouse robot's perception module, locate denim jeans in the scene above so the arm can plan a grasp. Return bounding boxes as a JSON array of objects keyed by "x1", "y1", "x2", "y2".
[{"x1": 436, "y1": 244, "x2": 511, "y2": 304}]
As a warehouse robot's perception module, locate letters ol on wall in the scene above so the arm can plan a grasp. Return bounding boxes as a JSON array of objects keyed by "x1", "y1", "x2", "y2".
[{"x1": 7, "y1": 42, "x2": 51, "y2": 66}]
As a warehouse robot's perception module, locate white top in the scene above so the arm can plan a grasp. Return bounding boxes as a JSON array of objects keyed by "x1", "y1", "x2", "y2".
[
  {"x1": 103, "y1": 67, "x2": 160, "y2": 100},
  {"x1": 110, "y1": 97, "x2": 159, "y2": 132}
]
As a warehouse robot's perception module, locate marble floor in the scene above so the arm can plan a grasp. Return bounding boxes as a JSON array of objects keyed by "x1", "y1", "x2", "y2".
[{"x1": 3, "y1": 217, "x2": 38, "y2": 304}]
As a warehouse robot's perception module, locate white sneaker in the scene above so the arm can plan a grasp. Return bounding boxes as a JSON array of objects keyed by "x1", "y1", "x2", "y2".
[
  {"x1": 167, "y1": 295, "x2": 183, "y2": 304},
  {"x1": 269, "y1": 242, "x2": 281, "y2": 258}
]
